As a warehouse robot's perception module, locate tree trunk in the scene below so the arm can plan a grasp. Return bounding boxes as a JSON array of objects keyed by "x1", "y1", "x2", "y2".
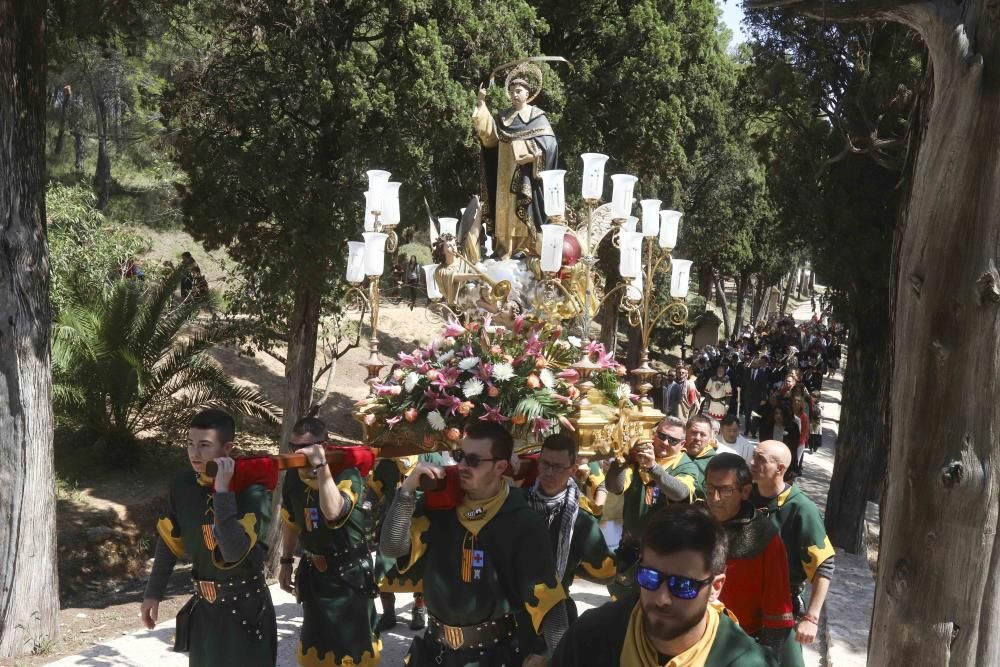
[
  {"x1": 53, "y1": 85, "x2": 69, "y2": 156},
  {"x1": 751, "y1": 278, "x2": 765, "y2": 325},
  {"x1": 824, "y1": 313, "x2": 888, "y2": 553},
  {"x1": 0, "y1": 0, "x2": 60, "y2": 656},
  {"x1": 93, "y1": 95, "x2": 111, "y2": 211},
  {"x1": 779, "y1": 269, "x2": 796, "y2": 315},
  {"x1": 714, "y1": 275, "x2": 731, "y2": 339},
  {"x1": 697, "y1": 263, "x2": 714, "y2": 300},
  {"x1": 263, "y1": 282, "x2": 321, "y2": 575},
  {"x1": 72, "y1": 129, "x2": 84, "y2": 172},
  {"x1": 868, "y1": 13, "x2": 1000, "y2": 663},
  {"x1": 734, "y1": 271, "x2": 750, "y2": 332}
]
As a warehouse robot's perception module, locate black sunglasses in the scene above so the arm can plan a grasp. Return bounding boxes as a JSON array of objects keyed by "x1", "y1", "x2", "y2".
[
  {"x1": 453, "y1": 450, "x2": 499, "y2": 467},
  {"x1": 655, "y1": 430, "x2": 684, "y2": 445},
  {"x1": 635, "y1": 565, "x2": 713, "y2": 600}
]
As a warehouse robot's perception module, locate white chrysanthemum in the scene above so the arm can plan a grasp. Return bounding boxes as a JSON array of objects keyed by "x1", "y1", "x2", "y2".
[
  {"x1": 567, "y1": 336, "x2": 582, "y2": 348},
  {"x1": 427, "y1": 411, "x2": 446, "y2": 431},
  {"x1": 436, "y1": 350, "x2": 455, "y2": 365},
  {"x1": 492, "y1": 362, "x2": 515, "y2": 382},
  {"x1": 404, "y1": 372, "x2": 420, "y2": 392},
  {"x1": 616, "y1": 383, "x2": 631, "y2": 400},
  {"x1": 462, "y1": 378, "x2": 485, "y2": 397},
  {"x1": 459, "y1": 356, "x2": 481, "y2": 371},
  {"x1": 540, "y1": 368, "x2": 555, "y2": 388}
]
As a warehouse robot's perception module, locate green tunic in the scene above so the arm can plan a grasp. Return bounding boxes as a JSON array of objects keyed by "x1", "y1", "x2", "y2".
[
  {"x1": 621, "y1": 453, "x2": 699, "y2": 539},
  {"x1": 397, "y1": 484, "x2": 566, "y2": 665},
  {"x1": 552, "y1": 595, "x2": 778, "y2": 666},
  {"x1": 689, "y1": 446, "x2": 717, "y2": 498},
  {"x1": 281, "y1": 468, "x2": 379, "y2": 666},
  {"x1": 156, "y1": 472, "x2": 276, "y2": 667}
]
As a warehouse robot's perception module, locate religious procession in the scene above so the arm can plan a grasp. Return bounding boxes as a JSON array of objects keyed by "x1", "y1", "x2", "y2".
[
  {"x1": 126, "y1": 62, "x2": 841, "y2": 667},
  {"x1": 6, "y1": 0, "x2": 987, "y2": 666}
]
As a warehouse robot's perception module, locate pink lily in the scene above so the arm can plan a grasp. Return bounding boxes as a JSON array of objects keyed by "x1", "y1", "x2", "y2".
[
  {"x1": 558, "y1": 368, "x2": 580, "y2": 383},
  {"x1": 443, "y1": 318, "x2": 466, "y2": 338},
  {"x1": 432, "y1": 367, "x2": 462, "y2": 390},
  {"x1": 386, "y1": 415, "x2": 402, "y2": 429},
  {"x1": 513, "y1": 314, "x2": 527, "y2": 334},
  {"x1": 531, "y1": 417, "x2": 553, "y2": 433},
  {"x1": 372, "y1": 383, "x2": 398, "y2": 397},
  {"x1": 479, "y1": 404, "x2": 509, "y2": 423},
  {"x1": 477, "y1": 363, "x2": 494, "y2": 381},
  {"x1": 437, "y1": 393, "x2": 463, "y2": 416},
  {"x1": 586, "y1": 340, "x2": 606, "y2": 357}
]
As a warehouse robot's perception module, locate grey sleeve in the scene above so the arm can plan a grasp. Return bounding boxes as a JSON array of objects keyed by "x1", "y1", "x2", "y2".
[
  {"x1": 815, "y1": 555, "x2": 835, "y2": 581},
  {"x1": 213, "y1": 491, "x2": 251, "y2": 563},
  {"x1": 143, "y1": 538, "x2": 178, "y2": 600},
  {"x1": 757, "y1": 627, "x2": 787, "y2": 655},
  {"x1": 605, "y1": 461, "x2": 628, "y2": 495},
  {"x1": 647, "y1": 464, "x2": 691, "y2": 502},
  {"x1": 379, "y1": 490, "x2": 417, "y2": 559},
  {"x1": 542, "y1": 599, "x2": 570, "y2": 657}
]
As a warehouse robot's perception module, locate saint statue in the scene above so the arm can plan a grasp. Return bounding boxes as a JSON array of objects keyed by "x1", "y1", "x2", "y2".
[
  {"x1": 472, "y1": 64, "x2": 559, "y2": 260},
  {"x1": 432, "y1": 233, "x2": 478, "y2": 305}
]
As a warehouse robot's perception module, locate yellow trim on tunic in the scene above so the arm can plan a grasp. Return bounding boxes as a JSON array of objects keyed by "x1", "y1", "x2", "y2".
[
  {"x1": 526, "y1": 581, "x2": 567, "y2": 633},
  {"x1": 581, "y1": 556, "x2": 617, "y2": 580},
  {"x1": 378, "y1": 576, "x2": 424, "y2": 594},
  {"x1": 775, "y1": 485, "x2": 794, "y2": 507},
  {"x1": 212, "y1": 513, "x2": 258, "y2": 569},
  {"x1": 325, "y1": 479, "x2": 358, "y2": 530},
  {"x1": 297, "y1": 638, "x2": 382, "y2": 666},
  {"x1": 621, "y1": 599, "x2": 720, "y2": 667},
  {"x1": 395, "y1": 515, "x2": 431, "y2": 575},
  {"x1": 280, "y1": 506, "x2": 299, "y2": 532},
  {"x1": 803, "y1": 536, "x2": 836, "y2": 582},
  {"x1": 579, "y1": 495, "x2": 602, "y2": 517},
  {"x1": 156, "y1": 517, "x2": 185, "y2": 558}
]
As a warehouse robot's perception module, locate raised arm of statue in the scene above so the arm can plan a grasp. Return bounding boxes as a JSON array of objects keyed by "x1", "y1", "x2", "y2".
[{"x1": 473, "y1": 84, "x2": 498, "y2": 148}]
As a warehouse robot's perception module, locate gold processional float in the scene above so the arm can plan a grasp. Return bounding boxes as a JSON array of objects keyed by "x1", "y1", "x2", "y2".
[{"x1": 346, "y1": 60, "x2": 693, "y2": 461}]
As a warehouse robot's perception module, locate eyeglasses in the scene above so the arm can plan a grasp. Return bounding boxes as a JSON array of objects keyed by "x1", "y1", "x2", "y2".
[
  {"x1": 705, "y1": 484, "x2": 740, "y2": 498},
  {"x1": 655, "y1": 431, "x2": 684, "y2": 445},
  {"x1": 453, "y1": 450, "x2": 499, "y2": 467},
  {"x1": 635, "y1": 565, "x2": 713, "y2": 600},
  {"x1": 538, "y1": 460, "x2": 574, "y2": 473}
]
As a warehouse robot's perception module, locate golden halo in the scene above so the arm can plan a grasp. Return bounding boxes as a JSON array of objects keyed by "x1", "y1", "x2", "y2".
[{"x1": 504, "y1": 62, "x2": 544, "y2": 104}]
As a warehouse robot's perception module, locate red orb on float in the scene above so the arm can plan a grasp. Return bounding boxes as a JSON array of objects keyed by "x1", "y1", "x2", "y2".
[{"x1": 562, "y1": 233, "x2": 581, "y2": 267}]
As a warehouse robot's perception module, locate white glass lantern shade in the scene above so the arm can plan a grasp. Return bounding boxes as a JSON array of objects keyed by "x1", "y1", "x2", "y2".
[
  {"x1": 540, "y1": 224, "x2": 567, "y2": 273},
  {"x1": 670, "y1": 259, "x2": 693, "y2": 299},
  {"x1": 365, "y1": 169, "x2": 391, "y2": 208},
  {"x1": 640, "y1": 199, "x2": 661, "y2": 238},
  {"x1": 626, "y1": 267, "x2": 643, "y2": 302},
  {"x1": 363, "y1": 232, "x2": 388, "y2": 276},
  {"x1": 346, "y1": 241, "x2": 366, "y2": 284},
  {"x1": 382, "y1": 181, "x2": 401, "y2": 225},
  {"x1": 618, "y1": 231, "x2": 645, "y2": 279},
  {"x1": 623, "y1": 216, "x2": 638, "y2": 232},
  {"x1": 581, "y1": 153, "x2": 609, "y2": 201},
  {"x1": 363, "y1": 190, "x2": 379, "y2": 231},
  {"x1": 423, "y1": 264, "x2": 442, "y2": 299},
  {"x1": 659, "y1": 210, "x2": 683, "y2": 249},
  {"x1": 610, "y1": 174, "x2": 638, "y2": 220},
  {"x1": 438, "y1": 217, "x2": 459, "y2": 238},
  {"x1": 539, "y1": 169, "x2": 567, "y2": 217}
]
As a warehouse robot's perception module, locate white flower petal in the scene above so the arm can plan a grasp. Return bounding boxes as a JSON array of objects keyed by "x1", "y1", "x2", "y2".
[
  {"x1": 427, "y1": 411, "x2": 446, "y2": 431},
  {"x1": 458, "y1": 356, "x2": 481, "y2": 371},
  {"x1": 540, "y1": 368, "x2": 555, "y2": 388},
  {"x1": 567, "y1": 336, "x2": 582, "y2": 348},
  {"x1": 404, "y1": 373, "x2": 420, "y2": 392},
  {"x1": 462, "y1": 378, "x2": 485, "y2": 397},
  {"x1": 492, "y1": 362, "x2": 515, "y2": 382}
]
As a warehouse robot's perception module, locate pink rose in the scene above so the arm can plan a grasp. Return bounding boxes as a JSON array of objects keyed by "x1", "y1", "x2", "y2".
[
  {"x1": 363, "y1": 413, "x2": 376, "y2": 426},
  {"x1": 535, "y1": 357, "x2": 548, "y2": 369},
  {"x1": 404, "y1": 408, "x2": 419, "y2": 423},
  {"x1": 490, "y1": 345, "x2": 503, "y2": 356},
  {"x1": 426, "y1": 369, "x2": 439, "y2": 381},
  {"x1": 567, "y1": 386, "x2": 580, "y2": 399},
  {"x1": 423, "y1": 434, "x2": 435, "y2": 447},
  {"x1": 445, "y1": 427, "x2": 462, "y2": 442},
  {"x1": 458, "y1": 401, "x2": 474, "y2": 416},
  {"x1": 488, "y1": 385, "x2": 500, "y2": 398},
  {"x1": 526, "y1": 374, "x2": 541, "y2": 389}
]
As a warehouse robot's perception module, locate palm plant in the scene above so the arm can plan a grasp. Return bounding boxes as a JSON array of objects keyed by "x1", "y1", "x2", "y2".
[{"x1": 52, "y1": 270, "x2": 281, "y2": 463}]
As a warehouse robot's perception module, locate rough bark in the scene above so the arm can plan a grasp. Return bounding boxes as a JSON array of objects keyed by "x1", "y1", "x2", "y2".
[
  {"x1": 72, "y1": 129, "x2": 84, "y2": 172},
  {"x1": 824, "y1": 314, "x2": 889, "y2": 553},
  {"x1": 751, "y1": 278, "x2": 765, "y2": 324},
  {"x1": 779, "y1": 268, "x2": 796, "y2": 315},
  {"x1": 867, "y1": 7, "x2": 1000, "y2": 664},
  {"x1": 714, "y1": 275, "x2": 731, "y2": 338},
  {"x1": 0, "y1": 0, "x2": 60, "y2": 656},
  {"x1": 53, "y1": 85, "x2": 69, "y2": 156},
  {"x1": 697, "y1": 263, "x2": 714, "y2": 300},
  {"x1": 734, "y1": 271, "x2": 750, "y2": 332},
  {"x1": 93, "y1": 95, "x2": 111, "y2": 211},
  {"x1": 263, "y1": 281, "x2": 321, "y2": 575}
]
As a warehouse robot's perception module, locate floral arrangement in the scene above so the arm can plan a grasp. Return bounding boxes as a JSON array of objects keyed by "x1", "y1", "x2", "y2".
[
  {"x1": 361, "y1": 315, "x2": 581, "y2": 447},
  {"x1": 558, "y1": 338, "x2": 637, "y2": 409}
]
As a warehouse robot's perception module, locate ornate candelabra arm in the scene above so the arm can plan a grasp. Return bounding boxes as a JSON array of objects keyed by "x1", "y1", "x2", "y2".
[
  {"x1": 345, "y1": 280, "x2": 385, "y2": 394},
  {"x1": 642, "y1": 298, "x2": 690, "y2": 347},
  {"x1": 588, "y1": 280, "x2": 634, "y2": 318}
]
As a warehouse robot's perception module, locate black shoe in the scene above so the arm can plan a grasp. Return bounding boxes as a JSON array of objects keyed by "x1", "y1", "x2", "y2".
[
  {"x1": 376, "y1": 612, "x2": 397, "y2": 632},
  {"x1": 409, "y1": 606, "x2": 426, "y2": 630}
]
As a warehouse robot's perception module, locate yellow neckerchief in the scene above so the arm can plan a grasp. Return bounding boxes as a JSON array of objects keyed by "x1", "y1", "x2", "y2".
[
  {"x1": 398, "y1": 456, "x2": 418, "y2": 477},
  {"x1": 197, "y1": 473, "x2": 214, "y2": 488},
  {"x1": 695, "y1": 445, "x2": 716, "y2": 461},
  {"x1": 621, "y1": 600, "x2": 721, "y2": 667},
  {"x1": 638, "y1": 452, "x2": 683, "y2": 485},
  {"x1": 456, "y1": 482, "x2": 509, "y2": 537}
]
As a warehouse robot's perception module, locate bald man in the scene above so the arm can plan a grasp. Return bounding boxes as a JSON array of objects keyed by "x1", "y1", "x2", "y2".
[{"x1": 750, "y1": 441, "x2": 835, "y2": 667}]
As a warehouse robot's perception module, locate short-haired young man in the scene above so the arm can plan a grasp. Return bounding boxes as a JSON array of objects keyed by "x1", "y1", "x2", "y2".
[
  {"x1": 552, "y1": 505, "x2": 777, "y2": 666},
  {"x1": 605, "y1": 417, "x2": 699, "y2": 599},
  {"x1": 380, "y1": 422, "x2": 567, "y2": 666},
  {"x1": 523, "y1": 433, "x2": 615, "y2": 620},
  {"x1": 750, "y1": 441, "x2": 835, "y2": 667},
  {"x1": 278, "y1": 416, "x2": 380, "y2": 666},
  {"x1": 140, "y1": 409, "x2": 277, "y2": 666},
  {"x1": 705, "y1": 454, "x2": 793, "y2": 654},
  {"x1": 716, "y1": 415, "x2": 755, "y2": 463}
]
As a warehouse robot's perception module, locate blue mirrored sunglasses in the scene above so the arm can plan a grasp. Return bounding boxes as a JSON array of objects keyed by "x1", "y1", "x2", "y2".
[{"x1": 635, "y1": 565, "x2": 713, "y2": 600}]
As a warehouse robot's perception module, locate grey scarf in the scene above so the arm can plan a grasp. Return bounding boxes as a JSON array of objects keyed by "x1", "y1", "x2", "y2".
[{"x1": 525, "y1": 478, "x2": 580, "y2": 581}]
